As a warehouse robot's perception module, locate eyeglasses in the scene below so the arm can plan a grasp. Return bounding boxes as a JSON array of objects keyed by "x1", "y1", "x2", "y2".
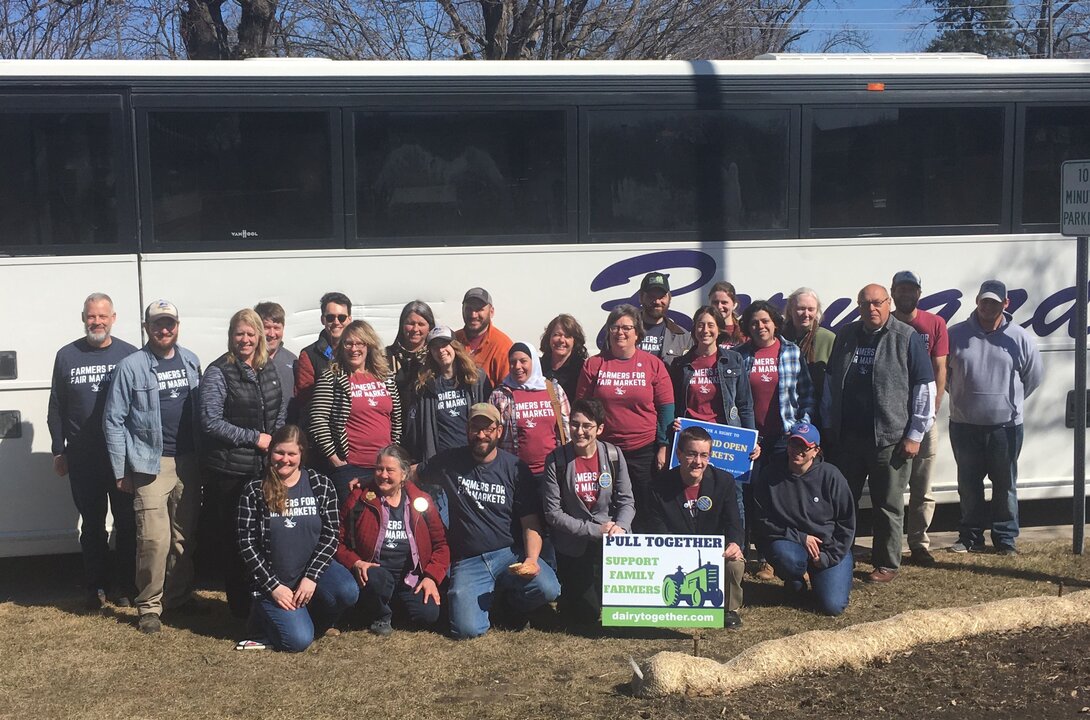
[
  {"x1": 609, "y1": 324, "x2": 635, "y2": 334},
  {"x1": 681, "y1": 451, "x2": 710, "y2": 461},
  {"x1": 859, "y1": 299, "x2": 889, "y2": 308},
  {"x1": 470, "y1": 423, "x2": 499, "y2": 436},
  {"x1": 324, "y1": 314, "x2": 349, "y2": 324},
  {"x1": 569, "y1": 421, "x2": 599, "y2": 432},
  {"x1": 341, "y1": 341, "x2": 367, "y2": 349}
]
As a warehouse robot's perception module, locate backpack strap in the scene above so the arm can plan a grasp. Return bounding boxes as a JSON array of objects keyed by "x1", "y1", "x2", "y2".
[{"x1": 545, "y1": 379, "x2": 569, "y2": 445}]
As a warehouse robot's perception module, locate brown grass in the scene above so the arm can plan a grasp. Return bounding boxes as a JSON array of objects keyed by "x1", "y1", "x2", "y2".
[{"x1": 1, "y1": 541, "x2": 1088, "y2": 720}]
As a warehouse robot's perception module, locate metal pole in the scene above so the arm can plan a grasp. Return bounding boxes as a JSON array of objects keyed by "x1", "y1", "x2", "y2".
[{"x1": 1075, "y1": 233, "x2": 1087, "y2": 555}]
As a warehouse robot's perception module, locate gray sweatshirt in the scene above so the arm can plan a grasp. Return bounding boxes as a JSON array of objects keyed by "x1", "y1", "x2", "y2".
[{"x1": 947, "y1": 311, "x2": 1042, "y2": 426}]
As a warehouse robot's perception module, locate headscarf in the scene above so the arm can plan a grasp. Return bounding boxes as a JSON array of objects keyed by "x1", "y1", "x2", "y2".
[{"x1": 503, "y1": 341, "x2": 547, "y2": 391}]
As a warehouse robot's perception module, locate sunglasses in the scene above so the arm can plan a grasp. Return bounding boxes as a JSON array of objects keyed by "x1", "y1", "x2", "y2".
[
  {"x1": 323, "y1": 314, "x2": 349, "y2": 324},
  {"x1": 149, "y1": 318, "x2": 177, "y2": 330}
]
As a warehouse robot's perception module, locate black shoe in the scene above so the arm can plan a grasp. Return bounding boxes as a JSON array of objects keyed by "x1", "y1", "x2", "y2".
[
  {"x1": 909, "y1": 547, "x2": 936, "y2": 567},
  {"x1": 724, "y1": 610, "x2": 742, "y2": 630},
  {"x1": 138, "y1": 613, "x2": 162, "y2": 634},
  {"x1": 369, "y1": 619, "x2": 393, "y2": 637},
  {"x1": 84, "y1": 588, "x2": 105, "y2": 611},
  {"x1": 996, "y1": 545, "x2": 1019, "y2": 556}
]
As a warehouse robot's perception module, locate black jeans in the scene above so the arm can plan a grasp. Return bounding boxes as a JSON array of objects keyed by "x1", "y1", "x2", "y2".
[
  {"x1": 68, "y1": 454, "x2": 136, "y2": 594},
  {"x1": 357, "y1": 565, "x2": 441, "y2": 627},
  {"x1": 623, "y1": 442, "x2": 657, "y2": 533},
  {"x1": 556, "y1": 543, "x2": 603, "y2": 625}
]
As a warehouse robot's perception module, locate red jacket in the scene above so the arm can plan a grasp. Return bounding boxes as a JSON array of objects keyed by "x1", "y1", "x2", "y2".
[{"x1": 335, "y1": 481, "x2": 449, "y2": 584}]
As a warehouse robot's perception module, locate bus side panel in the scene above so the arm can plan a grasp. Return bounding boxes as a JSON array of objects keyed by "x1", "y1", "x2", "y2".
[{"x1": 0, "y1": 256, "x2": 141, "y2": 558}]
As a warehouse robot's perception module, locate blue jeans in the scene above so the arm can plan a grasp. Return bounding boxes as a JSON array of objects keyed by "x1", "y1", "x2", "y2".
[
  {"x1": 949, "y1": 422, "x2": 1023, "y2": 549},
  {"x1": 764, "y1": 539, "x2": 852, "y2": 617},
  {"x1": 252, "y1": 561, "x2": 359, "y2": 652},
  {"x1": 328, "y1": 465, "x2": 374, "y2": 505},
  {"x1": 448, "y1": 546, "x2": 561, "y2": 639}
]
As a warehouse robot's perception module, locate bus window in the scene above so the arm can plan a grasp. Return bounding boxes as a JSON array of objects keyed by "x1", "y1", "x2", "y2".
[
  {"x1": 355, "y1": 111, "x2": 566, "y2": 242},
  {"x1": 809, "y1": 106, "x2": 1004, "y2": 232},
  {"x1": 0, "y1": 112, "x2": 119, "y2": 248},
  {"x1": 588, "y1": 109, "x2": 790, "y2": 236},
  {"x1": 146, "y1": 111, "x2": 333, "y2": 245},
  {"x1": 1021, "y1": 106, "x2": 1090, "y2": 226}
]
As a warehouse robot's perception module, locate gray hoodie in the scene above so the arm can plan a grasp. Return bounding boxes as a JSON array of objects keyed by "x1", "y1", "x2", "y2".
[{"x1": 947, "y1": 311, "x2": 1042, "y2": 426}]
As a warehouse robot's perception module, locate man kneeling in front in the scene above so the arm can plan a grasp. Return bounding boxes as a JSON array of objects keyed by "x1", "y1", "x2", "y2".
[
  {"x1": 415, "y1": 403, "x2": 559, "y2": 638},
  {"x1": 647, "y1": 426, "x2": 745, "y2": 629}
]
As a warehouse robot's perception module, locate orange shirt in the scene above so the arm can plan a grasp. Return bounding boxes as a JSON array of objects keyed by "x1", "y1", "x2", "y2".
[{"x1": 455, "y1": 324, "x2": 513, "y2": 389}]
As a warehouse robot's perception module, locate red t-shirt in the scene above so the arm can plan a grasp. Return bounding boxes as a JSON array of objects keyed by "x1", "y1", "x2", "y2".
[
  {"x1": 574, "y1": 453, "x2": 600, "y2": 510},
  {"x1": 906, "y1": 309, "x2": 950, "y2": 359},
  {"x1": 683, "y1": 483, "x2": 702, "y2": 517},
  {"x1": 749, "y1": 340, "x2": 781, "y2": 439},
  {"x1": 511, "y1": 388, "x2": 559, "y2": 475},
  {"x1": 346, "y1": 372, "x2": 393, "y2": 467},
  {"x1": 686, "y1": 353, "x2": 722, "y2": 423},
  {"x1": 576, "y1": 350, "x2": 674, "y2": 452}
]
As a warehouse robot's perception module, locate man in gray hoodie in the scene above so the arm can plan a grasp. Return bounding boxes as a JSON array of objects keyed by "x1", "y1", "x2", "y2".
[{"x1": 947, "y1": 280, "x2": 1042, "y2": 556}]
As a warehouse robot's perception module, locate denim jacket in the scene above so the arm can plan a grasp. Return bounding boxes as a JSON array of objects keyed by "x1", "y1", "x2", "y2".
[
  {"x1": 103, "y1": 344, "x2": 202, "y2": 479},
  {"x1": 670, "y1": 346, "x2": 755, "y2": 430}
]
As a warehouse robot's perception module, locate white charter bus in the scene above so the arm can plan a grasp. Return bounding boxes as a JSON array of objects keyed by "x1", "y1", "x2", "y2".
[{"x1": 1, "y1": 56, "x2": 1087, "y2": 556}]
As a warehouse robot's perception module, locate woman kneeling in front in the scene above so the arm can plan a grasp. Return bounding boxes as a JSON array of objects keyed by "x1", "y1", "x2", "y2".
[
  {"x1": 336, "y1": 444, "x2": 448, "y2": 636},
  {"x1": 752, "y1": 422, "x2": 855, "y2": 616},
  {"x1": 236, "y1": 425, "x2": 358, "y2": 651}
]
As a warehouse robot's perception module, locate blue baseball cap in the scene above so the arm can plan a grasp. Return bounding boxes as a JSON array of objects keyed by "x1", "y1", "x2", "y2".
[{"x1": 787, "y1": 422, "x2": 820, "y2": 447}]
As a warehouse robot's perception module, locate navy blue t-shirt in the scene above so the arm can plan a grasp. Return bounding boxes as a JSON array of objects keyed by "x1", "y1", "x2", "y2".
[
  {"x1": 156, "y1": 352, "x2": 194, "y2": 457},
  {"x1": 841, "y1": 330, "x2": 879, "y2": 436},
  {"x1": 269, "y1": 477, "x2": 322, "y2": 588},
  {"x1": 418, "y1": 447, "x2": 537, "y2": 560},
  {"x1": 434, "y1": 375, "x2": 470, "y2": 454},
  {"x1": 48, "y1": 337, "x2": 137, "y2": 459},
  {"x1": 378, "y1": 494, "x2": 412, "y2": 573}
]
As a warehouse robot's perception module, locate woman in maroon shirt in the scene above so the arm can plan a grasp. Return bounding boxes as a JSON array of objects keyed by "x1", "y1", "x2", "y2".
[
  {"x1": 576, "y1": 304, "x2": 673, "y2": 531},
  {"x1": 308, "y1": 321, "x2": 402, "y2": 502}
]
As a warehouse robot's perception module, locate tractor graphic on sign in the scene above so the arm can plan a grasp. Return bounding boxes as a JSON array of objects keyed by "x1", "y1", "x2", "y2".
[{"x1": 661, "y1": 551, "x2": 724, "y2": 608}]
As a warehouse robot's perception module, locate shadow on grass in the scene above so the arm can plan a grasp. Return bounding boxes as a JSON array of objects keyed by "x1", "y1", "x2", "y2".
[{"x1": 928, "y1": 559, "x2": 1090, "y2": 590}]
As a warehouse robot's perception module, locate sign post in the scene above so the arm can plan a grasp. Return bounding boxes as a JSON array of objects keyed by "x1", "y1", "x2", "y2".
[{"x1": 1061, "y1": 160, "x2": 1090, "y2": 555}]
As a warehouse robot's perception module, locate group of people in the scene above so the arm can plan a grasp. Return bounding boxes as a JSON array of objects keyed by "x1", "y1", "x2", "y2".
[{"x1": 47, "y1": 269, "x2": 1042, "y2": 649}]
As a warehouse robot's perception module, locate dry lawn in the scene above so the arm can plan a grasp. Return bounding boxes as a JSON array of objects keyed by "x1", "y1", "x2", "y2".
[{"x1": 2, "y1": 541, "x2": 1088, "y2": 720}]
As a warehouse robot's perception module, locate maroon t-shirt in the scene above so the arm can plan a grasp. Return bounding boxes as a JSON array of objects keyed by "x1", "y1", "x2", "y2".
[
  {"x1": 686, "y1": 352, "x2": 722, "y2": 423},
  {"x1": 576, "y1": 350, "x2": 673, "y2": 452},
  {"x1": 906, "y1": 309, "x2": 950, "y2": 359},
  {"x1": 510, "y1": 388, "x2": 559, "y2": 475},
  {"x1": 346, "y1": 372, "x2": 393, "y2": 467},
  {"x1": 683, "y1": 483, "x2": 702, "y2": 517},
  {"x1": 749, "y1": 340, "x2": 781, "y2": 440},
  {"x1": 573, "y1": 453, "x2": 600, "y2": 510}
]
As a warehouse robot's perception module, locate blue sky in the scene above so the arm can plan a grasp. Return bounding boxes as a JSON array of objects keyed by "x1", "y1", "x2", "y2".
[{"x1": 796, "y1": 0, "x2": 937, "y2": 52}]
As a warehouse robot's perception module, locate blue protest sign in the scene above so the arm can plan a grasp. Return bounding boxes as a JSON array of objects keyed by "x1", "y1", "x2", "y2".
[{"x1": 668, "y1": 418, "x2": 758, "y2": 483}]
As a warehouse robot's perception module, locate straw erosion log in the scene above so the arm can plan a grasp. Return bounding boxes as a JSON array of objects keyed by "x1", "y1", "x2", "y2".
[{"x1": 632, "y1": 588, "x2": 1090, "y2": 697}]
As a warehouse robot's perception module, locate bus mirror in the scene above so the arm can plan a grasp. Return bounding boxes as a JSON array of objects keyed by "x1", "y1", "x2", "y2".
[
  {"x1": 0, "y1": 352, "x2": 15, "y2": 380},
  {"x1": 0, "y1": 411, "x2": 20, "y2": 439},
  {"x1": 1066, "y1": 390, "x2": 1090, "y2": 429}
]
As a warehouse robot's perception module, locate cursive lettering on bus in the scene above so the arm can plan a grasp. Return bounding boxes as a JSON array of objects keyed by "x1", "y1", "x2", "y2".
[{"x1": 589, "y1": 250, "x2": 1090, "y2": 339}]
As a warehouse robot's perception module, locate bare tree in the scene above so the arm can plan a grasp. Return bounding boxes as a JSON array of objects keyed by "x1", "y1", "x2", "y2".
[{"x1": 0, "y1": 0, "x2": 126, "y2": 58}]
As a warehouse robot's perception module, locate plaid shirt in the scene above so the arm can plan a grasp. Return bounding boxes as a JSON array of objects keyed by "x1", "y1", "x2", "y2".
[
  {"x1": 236, "y1": 467, "x2": 340, "y2": 595},
  {"x1": 737, "y1": 338, "x2": 815, "y2": 435},
  {"x1": 489, "y1": 381, "x2": 571, "y2": 460}
]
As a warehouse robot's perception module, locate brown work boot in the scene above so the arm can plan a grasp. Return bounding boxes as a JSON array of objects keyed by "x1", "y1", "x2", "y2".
[{"x1": 865, "y1": 567, "x2": 898, "y2": 584}]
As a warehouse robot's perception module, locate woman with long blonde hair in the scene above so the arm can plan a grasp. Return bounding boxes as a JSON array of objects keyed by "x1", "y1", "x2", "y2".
[
  {"x1": 236, "y1": 424, "x2": 358, "y2": 651},
  {"x1": 308, "y1": 320, "x2": 402, "y2": 502},
  {"x1": 200, "y1": 307, "x2": 287, "y2": 618}
]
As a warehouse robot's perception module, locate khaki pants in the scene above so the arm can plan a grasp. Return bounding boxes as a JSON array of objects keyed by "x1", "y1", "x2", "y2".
[
  {"x1": 907, "y1": 424, "x2": 939, "y2": 551},
  {"x1": 724, "y1": 558, "x2": 745, "y2": 612},
  {"x1": 132, "y1": 454, "x2": 202, "y2": 616}
]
